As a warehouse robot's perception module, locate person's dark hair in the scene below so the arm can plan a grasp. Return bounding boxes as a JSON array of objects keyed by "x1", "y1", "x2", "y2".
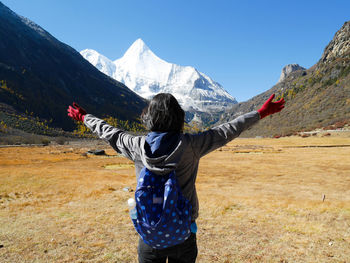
[{"x1": 141, "y1": 93, "x2": 185, "y2": 132}]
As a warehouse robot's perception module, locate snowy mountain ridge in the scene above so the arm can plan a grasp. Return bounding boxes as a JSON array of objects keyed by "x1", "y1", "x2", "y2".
[{"x1": 80, "y1": 39, "x2": 237, "y2": 114}]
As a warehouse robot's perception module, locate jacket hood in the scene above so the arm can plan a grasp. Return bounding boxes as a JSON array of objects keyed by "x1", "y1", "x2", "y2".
[{"x1": 140, "y1": 132, "x2": 184, "y2": 175}]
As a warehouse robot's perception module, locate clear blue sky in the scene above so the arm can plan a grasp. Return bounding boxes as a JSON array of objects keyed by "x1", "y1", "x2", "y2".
[{"x1": 2, "y1": 0, "x2": 350, "y2": 102}]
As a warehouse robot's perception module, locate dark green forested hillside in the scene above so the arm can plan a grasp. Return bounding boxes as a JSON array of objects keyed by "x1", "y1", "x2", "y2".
[{"x1": 0, "y1": 2, "x2": 147, "y2": 132}]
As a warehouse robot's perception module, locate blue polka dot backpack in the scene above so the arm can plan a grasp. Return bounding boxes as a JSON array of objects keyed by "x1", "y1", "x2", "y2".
[{"x1": 132, "y1": 167, "x2": 192, "y2": 249}]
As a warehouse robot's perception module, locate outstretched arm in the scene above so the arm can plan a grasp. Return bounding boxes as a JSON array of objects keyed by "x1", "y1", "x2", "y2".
[
  {"x1": 67, "y1": 103, "x2": 141, "y2": 161},
  {"x1": 189, "y1": 111, "x2": 260, "y2": 158},
  {"x1": 190, "y1": 94, "x2": 285, "y2": 158}
]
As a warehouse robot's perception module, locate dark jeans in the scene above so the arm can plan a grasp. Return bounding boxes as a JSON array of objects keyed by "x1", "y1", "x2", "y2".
[{"x1": 138, "y1": 233, "x2": 198, "y2": 263}]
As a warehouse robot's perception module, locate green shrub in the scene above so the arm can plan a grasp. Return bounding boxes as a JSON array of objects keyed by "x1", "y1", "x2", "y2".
[
  {"x1": 41, "y1": 137, "x2": 50, "y2": 146},
  {"x1": 56, "y1": 136, "x2": 67, "y2": 145}
]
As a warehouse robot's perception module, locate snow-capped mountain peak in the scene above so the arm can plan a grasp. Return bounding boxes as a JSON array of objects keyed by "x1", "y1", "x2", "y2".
[
  {"x1": 81, "y1": 39, "x2": 237, "y2": 115},
  {"x1": 113, "y1": 39, "x2": 172, "y2": 96},
  {"x1": 80, "y1": 49, "x2": 116, "y2": 77},
  {"x1": 119, "y1": 38, "x2": 153, "y2": 60}
]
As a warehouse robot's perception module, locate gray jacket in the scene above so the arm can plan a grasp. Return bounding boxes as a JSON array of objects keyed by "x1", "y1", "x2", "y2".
[{"x1": 84, "y1": 111, "x2": 260, "y2": 219}]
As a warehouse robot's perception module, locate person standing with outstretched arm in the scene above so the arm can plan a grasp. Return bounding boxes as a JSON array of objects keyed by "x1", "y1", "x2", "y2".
[{"x1": 67, "y1": 93, "x2": 284, "y2": 263}]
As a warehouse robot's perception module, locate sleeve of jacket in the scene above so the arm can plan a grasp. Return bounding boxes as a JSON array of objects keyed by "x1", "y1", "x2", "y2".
[
  {"x1": 189, "y1": 111, "x2": 260, "y2": 158},
  {"x1": 83, "y1": 114, "x2": 142, "y2": 161}
]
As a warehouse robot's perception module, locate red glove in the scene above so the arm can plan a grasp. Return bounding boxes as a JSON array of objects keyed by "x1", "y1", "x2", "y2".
[
  {"x1": 257, "y1": 94, "x2": 285, "y2": 119},
  {"x1": 67, "y1": 102, "x2": 87, "y2": 122}
]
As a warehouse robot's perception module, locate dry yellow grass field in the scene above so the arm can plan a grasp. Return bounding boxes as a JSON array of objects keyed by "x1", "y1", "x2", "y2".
[{"x1": 1, "y1": 135, "x2": 350, "y2": 262}]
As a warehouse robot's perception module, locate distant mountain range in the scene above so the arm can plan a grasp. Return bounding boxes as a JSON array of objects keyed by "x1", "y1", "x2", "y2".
[
  {"x1": 219, "y1": 21, "x2": 350, "y2": 137},
  {"x1": 80, "y1": 39, "x2": 237, "y2": 120},
  {"x1": 1, "y1": 1, "x2": 348, "y2": 136},
  {"x1": 0, "y1": 2, "x2": 146, "y2": 131}
]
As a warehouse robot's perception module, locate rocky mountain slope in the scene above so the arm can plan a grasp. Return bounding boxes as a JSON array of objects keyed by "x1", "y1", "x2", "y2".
[
  {"x1": 219, "y1": 21, "x2": 350, "y2": 137},
  {"x1": 81, "y1": 39, "x2": 237, "y2": 119},
  {"x1": 278, "y1": 64, "x2": 306, "y2": 83},
  {"x1": 0, "y1": 2, "x2": 147, "y2": 131}
]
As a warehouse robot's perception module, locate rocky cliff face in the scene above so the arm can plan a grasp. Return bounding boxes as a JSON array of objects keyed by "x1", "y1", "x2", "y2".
[
  {"x1": 278, "y1": 64, "x2": 306, "y2": 83},
  {"x1": 320, "y1": 21, "x2": 350, "y2": 64}
]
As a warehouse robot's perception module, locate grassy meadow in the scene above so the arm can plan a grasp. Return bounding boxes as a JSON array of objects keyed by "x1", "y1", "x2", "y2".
[{"x1": 0, "y1": 134, "x2": 350, "y2": 262}]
